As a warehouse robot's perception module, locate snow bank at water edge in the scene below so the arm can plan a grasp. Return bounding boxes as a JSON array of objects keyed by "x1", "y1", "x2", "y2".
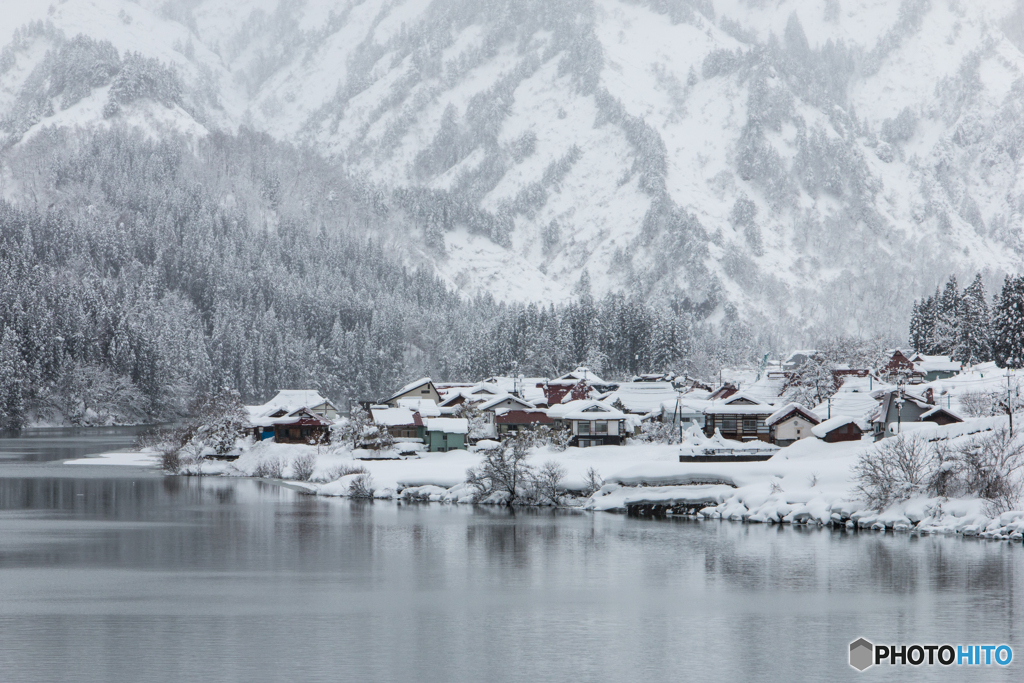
[{"x1": 69, "y1": 414, "x2": 1024, "y2": 540}]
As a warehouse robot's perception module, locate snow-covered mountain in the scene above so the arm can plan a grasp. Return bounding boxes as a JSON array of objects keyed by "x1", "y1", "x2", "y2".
[{"x1": 3, "y1": 0, "x2": 1024, "y2": 337}]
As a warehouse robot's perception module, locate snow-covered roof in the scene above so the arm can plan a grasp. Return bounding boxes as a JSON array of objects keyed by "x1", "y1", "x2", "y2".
[
  {"x1": 783, "y1": 349, "x2": 818, "y2": 364},
  {"x1": 554, "y1": 367, "x2": 606, "y2": 384},
  {"x1": 423, "y1": 418, "x2": 469, "y2": 434},
  {"x1": 601, "y1": 382, "x2": 678, "y2": 414},
  {"x1": 478, "y1": 394, "x2": 535, "y2": 411},
  {"x1": 705, "y1": 394, "x2": 775, "y2": 415},
  {"x1": 494, "y1": 410, "x2": 553, "y2": 425},
  {"x1": 721, "y1": 392, "x2": 767, "y2": 405},
  {"x1": 245, "y1": 390, "x2": 336, "y2": 426},
  {"x1": 385, "y1": 377, "x2": 434, "y2": 401},
  {"x1": 812, "y1": 376, "x2": 888, "y2": 421},
  {"x1": 561, "y1": 404, "x2": 628, "y2": 421},
  {"x1": 811, "y1": 415, "x2": 864, "y2": 439},
  {"x1": 396, "y1": 398, "x2": 441, "y2": 417},
  {"x1": 370, "y1": 407, "x2": 419, "y2": 427},
  {"x1": 913, "y1": 355, "x2": 961, "y2": 373},
  {"x1": 920, "y1": 406, "x2": 963, "y2": 422},
  {"x1": 546, "y1": 399, "x2": 604, "y2": 419},
  {"x1": 251, "y1": 390, "x2": 333, "y2": 415},
  {"x1": 764, "y1": 403, "x2": 821, "y2": 427},
  {"x1": 657, "y1": 398, "x2": 708, "y2": 417}
]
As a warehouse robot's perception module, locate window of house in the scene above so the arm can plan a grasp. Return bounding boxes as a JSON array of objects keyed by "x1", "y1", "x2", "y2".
[
  {"x1": 421, "y1": 388, "x2": 429, "y2": 393},
  {"x1": 595, "y1": 421, "x2": 608, "y2": 434},
  {"x1": 579, "y1": 439, "x2": 591, "y2": 448},
  {"x1": 743, "y1": 418, "x2": 757, "y2": 431},
  {"x1": 722, "y1": 419, "x2": 737, "y2": 431},
  {"x1": 578, "y1": 422, "x2": 591, "y2": 435}
]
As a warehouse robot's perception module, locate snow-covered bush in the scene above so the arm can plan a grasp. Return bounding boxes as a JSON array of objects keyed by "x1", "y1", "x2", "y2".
[
  {"x1": 855, "y1": 429, "x2": 1024, "y2": 512},
  {"x1": 291, "y1": 453, "x2": 316, "y2": 482},
  {"x1": 633, "y1": 420, "x2": 680, "y2": 444},
  {"x1": 531, "y1": 425, "x2": 570, "y2": 451},
  {"x1": 321, "y1": 463, "x2": 367, "y2": 482},
  {"x1": 348, "y1": 474, "x2": 375, "y2": 499},
  {"x1": 959, "y1": 391, "x2": 1001, "y2": 418},
  {"x1": 253, "y1": 457, "x2": 283, "y2": 479},
  {"x1": 582, "y1": 467, "x2": 604, "y2": 497}
]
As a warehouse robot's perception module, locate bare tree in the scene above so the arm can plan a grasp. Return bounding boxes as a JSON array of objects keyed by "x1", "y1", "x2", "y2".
[
  {"x1": 465, "y1": 432, "x2": 535, "y2": 505},
  {"x1": 957, "y1": 429, "x2": 1024, "y2": 513},
  {"x1": 291, "y1": 453, "x2": 317, "y2": 481},
  {"x1": 853, "y1": 434, "x2": 931, "y2": 510},
  {"x1": 533, "y1": 461, "x2": 567, "y2": 505}
]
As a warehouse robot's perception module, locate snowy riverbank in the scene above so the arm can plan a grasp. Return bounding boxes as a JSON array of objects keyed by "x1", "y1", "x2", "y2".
[{"x1": 66, "y1": 415, "x2": 1024, "y2": 541}]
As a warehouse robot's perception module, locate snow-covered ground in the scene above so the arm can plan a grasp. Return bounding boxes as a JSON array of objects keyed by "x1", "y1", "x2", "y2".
[{"x1": 71, "y1": 413, "x2": 1024, "y2": 541}]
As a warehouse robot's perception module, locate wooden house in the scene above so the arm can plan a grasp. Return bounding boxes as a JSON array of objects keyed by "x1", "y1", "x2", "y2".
[
  {"x1": 494, "y1": 410, "x2": 554, "y2": 438},
  {"x1": 703, "y1": 393, "x2": 775, "y2": 442},
  {"x1": 811, "y1": 416, "x2": 865, "y2": 443},
  {"x1": 245, "y1": 390, "x2": 337, "y2": 443},
  {"x1": 764, "y1": 402, "x2": 821, "y2": 447},
  {"x1": 370, "y1": 406, "x2": 423, "y2": 440}
]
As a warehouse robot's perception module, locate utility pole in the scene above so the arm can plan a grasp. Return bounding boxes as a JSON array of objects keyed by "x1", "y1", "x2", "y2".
[
  {"x1": 828, "y1": 395, "x2": 832, "y2": 420},
  {"x1": 895, "y1": 378, "x2": 905, "y2": 437},
  {"x1": 1009, "y1": 372, "x2": 1014, "y2": 437}
]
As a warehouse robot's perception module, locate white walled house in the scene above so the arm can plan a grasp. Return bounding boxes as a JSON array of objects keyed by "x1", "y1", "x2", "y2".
[{"x1": 764, "y1": 403, "x2": 821, "y2": 447}]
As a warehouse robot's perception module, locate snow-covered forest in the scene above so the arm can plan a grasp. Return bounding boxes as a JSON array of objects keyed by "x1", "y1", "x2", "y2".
[
  {"x1": 0, "y1": 126, "x2": 738, "y2": 428},
  {"x1": 3, "y1": 0, "x2": 1024, "y2": 426}
]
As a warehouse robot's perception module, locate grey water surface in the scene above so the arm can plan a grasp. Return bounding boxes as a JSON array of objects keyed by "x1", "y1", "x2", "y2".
[{"x1": 0, "y1": 430, "x2": 1020, "y2": 683}]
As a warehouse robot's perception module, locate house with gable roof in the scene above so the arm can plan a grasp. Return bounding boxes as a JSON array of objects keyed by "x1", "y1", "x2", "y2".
[
  {"x1": 870, "y1": 387, "x2": 963, "y2": 440},
  {"x1": 812, "y1": 416, "x2": 867, "y2": 443},
  {"x1": 548, "y1": 399, "x2": 628, "y2": 447},
  {"x1": 383, "y1": 378, "x2": 441, "y2": 406},
  {"x1": 245, "y1": 390, "x2": 338, "y2": 443},
  {"x1": 765, "y1": 402, "x2": 821, "y2": 446},
  {"x1": 703, "y1": 392, "x2": 776, "y2": 442}
]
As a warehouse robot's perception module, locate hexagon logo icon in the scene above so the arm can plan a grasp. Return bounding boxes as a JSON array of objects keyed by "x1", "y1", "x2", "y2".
[{"x1": 850, "y1": 638, "x2": 874, "y2": 671}]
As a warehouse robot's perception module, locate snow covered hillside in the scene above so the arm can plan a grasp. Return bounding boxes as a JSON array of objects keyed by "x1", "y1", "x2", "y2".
[{"x1": 3, "y1": 0, "x2": 1024, "y2": 335}]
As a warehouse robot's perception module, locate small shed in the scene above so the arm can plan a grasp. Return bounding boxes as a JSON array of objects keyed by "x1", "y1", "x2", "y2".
[
  {"x1": 422, "y1": 417, "x2": 469, "y2": 452},
  {"x1": 811, "y1": 416, "x2": 865, "y2": 443},
  {"x1": 919, "y1": 406, "x2": 964, "y2": 426}
]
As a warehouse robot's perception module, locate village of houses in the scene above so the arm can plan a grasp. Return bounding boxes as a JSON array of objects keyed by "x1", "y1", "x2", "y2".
[
  {"x1": 109, "y1": 345, "x2": 1024, "y2": 538},
  {"x1": 241, "y1": 348, "x2": 978, "y2": 458}
]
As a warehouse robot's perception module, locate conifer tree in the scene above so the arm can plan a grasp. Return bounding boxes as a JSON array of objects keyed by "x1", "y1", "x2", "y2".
[
  {"x1": 0, "y1": 327, "x2": 27, "y2": 429},
  {"x1": 993, "y1": 275, "x2": 1024, "y2": 368},
  {"x1": 958, "y1": 274, "x2": 991, "y2": 364}
]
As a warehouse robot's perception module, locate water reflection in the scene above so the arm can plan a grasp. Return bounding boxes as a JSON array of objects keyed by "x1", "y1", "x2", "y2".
[
  {"x1": 0, "y1": 425, "x2": 159, "y2": 462},
  {"x1": 0, "y1": 429, "x2": 1021, "y2": 681}
]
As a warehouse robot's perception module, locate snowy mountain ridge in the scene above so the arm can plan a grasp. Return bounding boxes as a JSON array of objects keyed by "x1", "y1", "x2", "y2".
[{"x1": 3, "y1": 0, "x2": 1024, "y2": 338}]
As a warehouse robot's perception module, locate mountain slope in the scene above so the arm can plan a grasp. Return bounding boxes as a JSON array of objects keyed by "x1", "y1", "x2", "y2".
[{"x1": 3, "y1": 0, "x2": 1024, "y2": 339}]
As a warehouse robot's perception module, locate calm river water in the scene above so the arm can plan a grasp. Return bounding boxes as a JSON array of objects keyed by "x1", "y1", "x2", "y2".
[{"x1": 0, "y1": 429, "x2": 1021, "y2": 682}]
